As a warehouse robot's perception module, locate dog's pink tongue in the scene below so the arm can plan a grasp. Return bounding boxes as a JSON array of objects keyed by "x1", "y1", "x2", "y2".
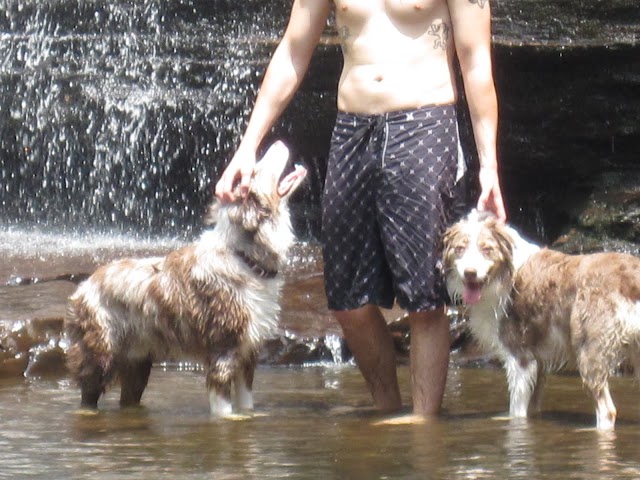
[{"x1": 463, "y1": 282, "x2": 482, "y2": 305}]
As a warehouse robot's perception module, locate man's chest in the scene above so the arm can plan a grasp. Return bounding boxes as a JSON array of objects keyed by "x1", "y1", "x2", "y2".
[{"x1": 333, "y1": 0, "x2": 443, "y2": 21}]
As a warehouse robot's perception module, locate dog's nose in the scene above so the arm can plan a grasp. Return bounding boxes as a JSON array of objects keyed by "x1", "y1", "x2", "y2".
[{"x1": 464, "y1": 268, "x2": 478, "y2": 281}]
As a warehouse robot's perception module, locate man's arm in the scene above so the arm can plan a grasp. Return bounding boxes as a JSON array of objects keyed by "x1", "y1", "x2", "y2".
[
  {"x1": 449, "y1": 0, "x2": 506, "y2": 221},
  {"x1": 216, "y1": 0, "x2": 332, "y2": 202}
]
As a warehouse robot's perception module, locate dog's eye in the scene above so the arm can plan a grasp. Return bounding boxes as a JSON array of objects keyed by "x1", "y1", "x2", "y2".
[
  {"x1": 482, "y1": 246, "x2": 494, "y2": 256},
  {"x1": 454, "y1": 246, "x2": 465, "y2": 256}
]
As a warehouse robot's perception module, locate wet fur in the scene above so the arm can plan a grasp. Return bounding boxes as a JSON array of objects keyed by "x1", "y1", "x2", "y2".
[
  {"x1": 443, "y1": 211, "x2": 640, "y2": 429},
  {"x1": 65, "y1": 144, "x2": 303, "y2": 416}
]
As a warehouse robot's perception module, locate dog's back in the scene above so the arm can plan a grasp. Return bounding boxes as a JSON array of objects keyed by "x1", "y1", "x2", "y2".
[
  {"x1": 65, "y1": 244, "x2": 261, "y2": 408},
  {"x1": 66, "y1": 245, "x2": 254, "y2": 368},
  {"x1": 507, "y1": 249, "x2": 640, "y2": 369}
]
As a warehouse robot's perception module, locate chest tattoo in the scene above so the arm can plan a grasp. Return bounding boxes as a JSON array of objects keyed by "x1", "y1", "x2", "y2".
[
  {"x1": 469, "y1": 0, "x2": 488, "y2": 8},
  {"x1": 428, "y1": 22, "x2": 450, "y2": 50}
]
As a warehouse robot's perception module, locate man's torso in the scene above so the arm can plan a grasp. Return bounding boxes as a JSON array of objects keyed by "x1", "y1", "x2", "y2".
[{"x1": 332, "y1": 0, "x2": 457, "y2": 114}]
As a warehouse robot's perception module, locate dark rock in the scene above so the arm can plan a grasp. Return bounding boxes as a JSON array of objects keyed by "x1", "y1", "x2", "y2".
[
  {"x1": 24, "y1": 345, "x2": 67, "y2": 378},
  {"x1": 491, "y1": 0, "x2": 639, "y2": 46},
  {"x1": 261, "y1": 335, "x2": 344, "y2": 366}
]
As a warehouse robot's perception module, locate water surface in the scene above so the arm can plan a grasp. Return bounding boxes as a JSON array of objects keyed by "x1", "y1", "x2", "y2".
[{"x1": 2, "y1": 364, "x2": 640, "y2": 479}]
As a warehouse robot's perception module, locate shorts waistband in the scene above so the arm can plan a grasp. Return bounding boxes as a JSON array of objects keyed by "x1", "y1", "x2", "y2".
[{"x1": 336, "y1": 103, "x2": 457, "y2": 122}]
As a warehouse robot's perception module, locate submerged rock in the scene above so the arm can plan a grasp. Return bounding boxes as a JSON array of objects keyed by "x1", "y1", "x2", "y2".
[{"x1": 0, "y1": 300, "x2": 474, "y2": 378}]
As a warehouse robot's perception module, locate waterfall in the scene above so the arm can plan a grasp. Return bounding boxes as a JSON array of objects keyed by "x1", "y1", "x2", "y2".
[{"x1": 0, "y1": 0, "x2": 332, "y2": 241}]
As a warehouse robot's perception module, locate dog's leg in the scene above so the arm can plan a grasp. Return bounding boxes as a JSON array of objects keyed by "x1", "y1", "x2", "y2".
[
  {"x1": 79, "y1": 366, "x2": 107, "y2": 408},
  {"x1": 208, "y1": 384, "x2": 233, "y2": 417},
  {"x1": 579, "y1": 360, "x2": 617, "y2": 429},
  {"x1": 206, "y1": 355, "x2": 235, "y2": 417},
  {"x1": 67, "y1": 345, "x2": 113, "y2": 409},
  {"x1": 504, "y1": 355, "x2": 538, "y2": 418},
  {"x1": 592, "y1": 385, "x2": 617, "y2": 430},
  {"x1": 577, "y1": 338, "x2": 617, "y2": 429},
  {"x1": 119, "y1": 357, "x2": 153, "y2": 407},
  {"x1": 528, "y1": 366, "x2": 547, "y2": 415},
  {"x1": 234, "y1": 353, "x2": 256, "y2": 411},
  {"x1": 66, "y1": 304, "x2": 116, "y2": 408}
]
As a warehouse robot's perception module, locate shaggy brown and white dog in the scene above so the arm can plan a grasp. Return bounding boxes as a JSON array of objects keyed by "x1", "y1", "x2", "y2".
[
  {"x1": 443, "y1": 210, "x2": 640, "y2": 429},
  {"x1": 64, "y1": 141, "x2": 306, "y2": 417}
]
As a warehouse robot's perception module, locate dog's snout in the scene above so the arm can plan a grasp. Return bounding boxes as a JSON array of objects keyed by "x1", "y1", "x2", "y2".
[{"x1": 464, "y1": 268, "x2": 478, "y2": 281}]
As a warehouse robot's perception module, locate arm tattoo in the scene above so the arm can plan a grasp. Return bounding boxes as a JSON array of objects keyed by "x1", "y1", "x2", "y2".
[
  {"x1": 428, "y1": 22, "x2": 450, "y2": 50},
  {"x1": 469, "y1": 0, "x2": 488, "y2": 8}
]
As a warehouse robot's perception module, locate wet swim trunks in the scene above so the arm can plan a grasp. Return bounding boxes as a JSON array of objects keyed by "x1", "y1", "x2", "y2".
[{"x1": 322, "y1": 104, "x2": 464, "y2": 312}]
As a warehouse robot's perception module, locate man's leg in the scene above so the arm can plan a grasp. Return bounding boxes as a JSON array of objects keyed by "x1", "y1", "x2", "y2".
[
  {"x1": 334, "y1": 304, "x2": 403, "y2": 413},
  {"x1": 408, "y1": 306, "x2": 450, "y2": 416}
]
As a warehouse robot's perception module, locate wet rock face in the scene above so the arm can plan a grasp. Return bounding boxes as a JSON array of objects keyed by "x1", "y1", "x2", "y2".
[
  {"x1": 551, "y1": 171, "x2": 640, "y2": 255},
  {"x1": 491, "y1": 0, "x2": 639, "y2": 46},
  {"x1": 490, "y1": 42, "x2": 640, "y2": 249},
  {"x1": 476, "y1": 1, "x2": 640, "y2": 251}
]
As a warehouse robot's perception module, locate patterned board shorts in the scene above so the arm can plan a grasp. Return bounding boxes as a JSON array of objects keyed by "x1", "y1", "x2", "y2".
[{"x1": 321, "y1": 104, "x2": 465, "y2": 312}]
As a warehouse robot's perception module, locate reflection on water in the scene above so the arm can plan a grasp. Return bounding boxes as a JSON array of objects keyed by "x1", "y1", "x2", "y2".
[{"x1": 2, "y1": 365, "x2": 640, "y2": 479}]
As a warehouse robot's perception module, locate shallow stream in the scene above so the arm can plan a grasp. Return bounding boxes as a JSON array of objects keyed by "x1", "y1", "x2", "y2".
[
  {"x1": 2, "y1": 237, "x2": 640, "y2": 479},
  {"x1": 2, "y1": 364, "x2": 640, "y2": 479}
]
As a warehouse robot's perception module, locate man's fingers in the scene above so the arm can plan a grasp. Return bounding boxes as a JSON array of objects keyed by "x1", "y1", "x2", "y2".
[
  {"x1": 476, "y1": 191, "x2": 507, "y2": 223},
  {"x1": 239, "y1": 169, "x2": 252, "y2": 198},
  {"x1": 214, "y1": 177, "x2": 226, "y2": 200},
  {"x1": 476, "y1": 190, "x2": 490, "y2": 212},
  {"x1": 214, "y1": 164, "x2": 254, "y2": 202},
  {"x1": 215, "y1": 171, "x2": 239, "y2": 202}
]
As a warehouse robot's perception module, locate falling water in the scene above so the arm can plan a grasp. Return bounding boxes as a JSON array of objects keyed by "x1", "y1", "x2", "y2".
[
  {"x1": 0, "y1": 0, "x2": 332, "y2": 240},
  {"x1": 323, "y1": 333, "x2": 348, "y2": 365}
]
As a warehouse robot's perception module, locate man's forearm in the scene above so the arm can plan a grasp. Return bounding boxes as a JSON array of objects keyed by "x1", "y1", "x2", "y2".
[
  {"x1": 239, "y1": 42, "x2": 308, "y2": 152},
  {"x1": 460, "y1": 60, "x2": 498, "y2": 170}
]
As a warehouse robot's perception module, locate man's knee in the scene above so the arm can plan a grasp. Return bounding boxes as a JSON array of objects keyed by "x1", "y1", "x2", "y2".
[
  {"x1": 408, "y1": 306, "x2": 446, "y2": 320},
  {"x1": 333, "y1": 305, "x2": 383, "y2": 331},
  {"x1": 408, "y1": 307, "x2": 448, "y2": 330}
]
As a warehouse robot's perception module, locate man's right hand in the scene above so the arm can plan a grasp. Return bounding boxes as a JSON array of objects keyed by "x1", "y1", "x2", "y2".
[{"x1": 214, "y1": 147, "x2": 257, "y2": 203}]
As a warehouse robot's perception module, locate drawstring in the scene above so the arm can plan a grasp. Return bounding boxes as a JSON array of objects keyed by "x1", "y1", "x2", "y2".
[{"x1": 351, "y1": 114, "x2": 387, "y2": 151}]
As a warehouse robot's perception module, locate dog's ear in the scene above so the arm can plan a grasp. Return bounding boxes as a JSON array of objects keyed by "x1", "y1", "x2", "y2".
[
  {"x1": 441, "y1": 226, "x2": 456, "y2": 270},
  {"x1": 227, "y1": 195, "x2": 270, "y2": 233},
  {"x1": 492, "y1": 222, "x2": 516, "y2": 266},
  {"x1": 205, "y1": 178, "x2": 245, "y2": 225},
  {"x1": 204, "y1": 201, "x2": 220, "y2": 226},
  {"x1": 442, "y1": 224, "x2": 460, "y2": 256}
]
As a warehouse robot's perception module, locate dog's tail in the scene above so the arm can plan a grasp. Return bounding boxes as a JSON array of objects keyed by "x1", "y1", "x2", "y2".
[{"x1": 65, "y1": 294, "x2": 116, "y2": 404}]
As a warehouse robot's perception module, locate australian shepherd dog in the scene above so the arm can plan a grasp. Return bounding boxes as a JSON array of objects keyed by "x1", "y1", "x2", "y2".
[
  {"x1": 64, "y1": 142, "x2": 306, "y2": 417},
  {"x1": 443, "y1": 210, "x2": 640, "y2": 429}
]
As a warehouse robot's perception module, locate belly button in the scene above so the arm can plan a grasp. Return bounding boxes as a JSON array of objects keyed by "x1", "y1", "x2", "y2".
[{"x1": 374, "y1": 75, "x2": 383, "y2": 82}]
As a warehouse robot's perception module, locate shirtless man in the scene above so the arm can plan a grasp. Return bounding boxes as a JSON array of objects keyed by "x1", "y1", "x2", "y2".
[{"x1": 216, "y1": 0, "x2": 506, "y2": 418}]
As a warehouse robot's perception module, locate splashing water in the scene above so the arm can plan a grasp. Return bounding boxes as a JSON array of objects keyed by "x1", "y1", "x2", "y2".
[{"x1": 0, "y1": 0, "x2": 328, "y2": 240}]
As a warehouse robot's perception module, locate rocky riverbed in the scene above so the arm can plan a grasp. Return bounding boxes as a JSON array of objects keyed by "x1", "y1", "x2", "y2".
[{"x1": 0, "y1": 240, "x2": 476, "y2": 377}]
